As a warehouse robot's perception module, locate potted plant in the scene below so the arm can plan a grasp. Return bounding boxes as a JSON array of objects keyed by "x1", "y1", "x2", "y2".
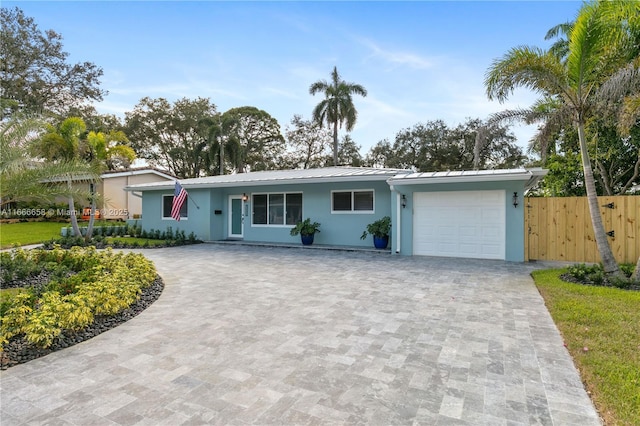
[
  {"x1": 290, "y1": 218, "x2": 321, "y2": 245},
  {"x1": 361, "y1": 216, "x2": 391, "y2": 249}
]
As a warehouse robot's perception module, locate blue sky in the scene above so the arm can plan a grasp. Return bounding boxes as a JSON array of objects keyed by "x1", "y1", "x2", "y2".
[{"x1": 9, "y1": 1, "x2": 581, "y2": 155}]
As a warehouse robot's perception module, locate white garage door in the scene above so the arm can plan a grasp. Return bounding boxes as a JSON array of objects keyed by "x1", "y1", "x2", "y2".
[{"x1": 413, "y1": 190, "x2": 506, "y2": 260}]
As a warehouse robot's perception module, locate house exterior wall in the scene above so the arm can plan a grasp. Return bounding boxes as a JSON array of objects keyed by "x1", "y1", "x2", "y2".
[
  {"x1": 390, "y1": 180, "x2": 526, "y2": 261},
  {"x1": 102, "y1": 176, "x2": 128, "y2": 219},
  {"x1": 140, "y1": 180, "x2": 392, "y2": 248},
  {"x1": 103, "y1": 173, "x2": 173, "y2": 220},
  {"x1": 53, "y1": 181, "x2": 94, "y2": 213},
  {"x1": 141, "y1": 188, "x2": 213, "y2": 240}
]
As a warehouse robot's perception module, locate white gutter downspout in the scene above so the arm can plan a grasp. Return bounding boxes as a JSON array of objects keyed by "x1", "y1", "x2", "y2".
[
  {"x1": 389, "y1": 186, "x2": 401, "y2": 254},
  {"x1": 396, "y1": 191, "x2": 401, "y2": 253}
]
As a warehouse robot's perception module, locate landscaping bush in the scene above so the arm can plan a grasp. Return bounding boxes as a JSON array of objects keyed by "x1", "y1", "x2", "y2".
[
  {"x1": 563, "y1": 263, "x2": 639, "y2": 290},
  {"x1": 43, "y1": 225, "x2": 201, "y2": 250},
  {"x1": 0, "y1": 247, "x2": 157, "y2": 349}
]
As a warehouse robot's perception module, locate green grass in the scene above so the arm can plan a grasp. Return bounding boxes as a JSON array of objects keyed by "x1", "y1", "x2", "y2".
[
  {"x1": 0, "y1": 221, "x2": 117, "y2": 249},
  {"x1": 0, "y1": 222, "x2": 66, "y2": 249},
  {"x1": 532, "y1": 269, "x2": 640, "y2": 426},
  {"x1": 105, "y1": 237, "x2": 167, "y2": 247}
]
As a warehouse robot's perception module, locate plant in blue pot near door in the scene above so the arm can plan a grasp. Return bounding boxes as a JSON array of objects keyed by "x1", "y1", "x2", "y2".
[
  {"x1": 361, "y1": 216, "x2": 391, "y2": 249},
  {"x1": 290, "y1": 218, "x2": 321, "y2": 245}
]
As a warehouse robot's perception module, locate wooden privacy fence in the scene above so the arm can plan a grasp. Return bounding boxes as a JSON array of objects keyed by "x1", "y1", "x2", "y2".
[{"x1": 525, "y1": 196, "x2": 639, "y2": 264}]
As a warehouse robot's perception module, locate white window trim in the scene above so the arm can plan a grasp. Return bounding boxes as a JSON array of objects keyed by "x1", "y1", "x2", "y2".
[
  {"x1": 161, "y1": 194, "x2": 188, "y2": 220},
  {"x1": 330, "y1": 189, "x2": 375, "y2": 214},
  {"x1": 251, "y1": 191, "x2": 303, "y2": 227}
]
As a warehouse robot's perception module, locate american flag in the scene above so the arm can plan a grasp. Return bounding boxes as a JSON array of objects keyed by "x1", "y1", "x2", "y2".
[{"x1": 171, "y1": 181, "x2": 188, "y2": 221}]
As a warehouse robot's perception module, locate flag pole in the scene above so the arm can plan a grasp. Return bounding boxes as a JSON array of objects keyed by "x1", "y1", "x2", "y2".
[{"x1": 187, "y1": 193, "x2": 200, "y2": 209}]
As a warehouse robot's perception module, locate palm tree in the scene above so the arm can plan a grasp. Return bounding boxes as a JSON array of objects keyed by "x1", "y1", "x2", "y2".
[
  {"x1": 200, "y1": 112, "x2": 238, "y2": 175},
  {"x1": 0, "y1": 117, "x2": 99, "y2": 219},
  {"x1": 83, "y1": 130, "x2": 135, "y2": 240},
  {"x1": 485, "y1": 0, "x2": 638, "y2": 278},
  {"x1": 34, "y1": 117, "x2": 105, "y2": 238},
  {"x1": 309, "y1": 66, "x2": 367, "y2": 166}
]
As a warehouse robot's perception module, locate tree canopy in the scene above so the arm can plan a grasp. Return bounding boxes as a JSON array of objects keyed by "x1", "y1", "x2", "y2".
[
  {"x1": 223, "y1": 106, "x2": 285, "y2": 173},
  {"x1": 125, "y1": 97, "x2": 217, "y2": 178},
  {"x1": 282, "y1": 115, "x2": 332, "y2": 169},
  {"x1": 0, "y1": 7, "x2": 105, "y2": 118},
  {"x1": 365, "y1": 119, "x2": 524, "y2": 171}
]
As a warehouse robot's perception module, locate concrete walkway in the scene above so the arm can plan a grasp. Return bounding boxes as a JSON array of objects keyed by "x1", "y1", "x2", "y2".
[{"x1": 0, "y1": 245, "x2": 601, "y2": 425}]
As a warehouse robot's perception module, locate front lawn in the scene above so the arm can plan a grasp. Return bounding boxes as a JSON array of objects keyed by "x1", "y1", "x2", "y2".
[
  {"x1": 0, "y1": 221, "x2": 119, "y2": 249},
  {"x1": 532, "y1": 269, "x2": 640, "y2": 426},
  {"x1": 0, "y1": 221, "x2": 66, "y2": 249}
]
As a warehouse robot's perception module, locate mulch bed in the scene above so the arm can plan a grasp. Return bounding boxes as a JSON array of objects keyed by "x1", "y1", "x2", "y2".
[{"x1": 0, "y1": 276, "x2": 164, "y2": 370}]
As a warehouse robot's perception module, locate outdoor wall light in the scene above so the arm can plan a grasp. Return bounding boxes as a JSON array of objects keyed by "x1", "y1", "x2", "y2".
[
  {"x1": 512, "y1": 192, "x2": 519, "y2": 208},
  {"x1": 401, "y1": 194, "x2": 407, "y2": 208},
  {"x1": 242, "y1": 193, "x2": 249, "y2": 202}
]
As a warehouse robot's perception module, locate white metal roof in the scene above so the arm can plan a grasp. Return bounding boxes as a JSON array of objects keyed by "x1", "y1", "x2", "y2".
[
  {"x1": 125, "y1": 167, "x2": 409, "y2": 191},
  {"x1": 102, "y1": 168, "x2": 175, "y2": 180},
  {"x1": 387, "y1": 168, "x2": 548, "y2": 190},
  {"x1": 125, "y1": 167, "x2": 548, "y2": 192}
]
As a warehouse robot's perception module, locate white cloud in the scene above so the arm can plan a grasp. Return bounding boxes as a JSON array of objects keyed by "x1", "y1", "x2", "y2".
[{"x1": 357, "y1": 37, "x2": 436, "y2": 70}]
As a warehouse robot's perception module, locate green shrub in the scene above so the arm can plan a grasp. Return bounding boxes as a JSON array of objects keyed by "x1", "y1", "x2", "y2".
[
  {"x1": 165, "y1": 226, "x2": 174, "y2": 240},
  {"x1": 0, "y1": 249, "x2": 42, "y2": 282},
  {"x1": 0, "y1": 248, "x2": 157, "y2": 348},
  {"x1": 566, "y1": 263, "x2": 637, "y2": 287},
  {"x1": 620, "y1": 263, "x2": 634, "y2": 278}
]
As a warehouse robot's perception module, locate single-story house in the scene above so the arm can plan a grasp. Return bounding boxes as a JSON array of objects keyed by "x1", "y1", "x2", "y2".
[{"x1": 125, "y1": 166, "x2": 547, "y2": 261}]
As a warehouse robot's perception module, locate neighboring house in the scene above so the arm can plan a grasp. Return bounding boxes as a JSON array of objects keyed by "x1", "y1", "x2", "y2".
[
  {"x1": 125, "y1": 166, "x2": 547, "y2": 261},
  {"x1": 100, "y1": 168, "x2": 175, "y2": 219},
  {"x1": 54, "y1": 168, "x2": 175, "y2": 220}
]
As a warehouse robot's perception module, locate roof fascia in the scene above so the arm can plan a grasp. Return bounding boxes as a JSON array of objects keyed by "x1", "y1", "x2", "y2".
[
  {"x1": 124, "y1": 174, "x2": 395, "y2": 192},
  {"x1": 102, "y1": 169, "x2": 174, "y2": 180},
  {"x1": 386, "y1": 171, "x2": 537, "y2": 186}
]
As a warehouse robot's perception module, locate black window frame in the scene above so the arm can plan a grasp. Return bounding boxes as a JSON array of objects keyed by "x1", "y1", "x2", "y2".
[
  {"x1": 251, "y1": 192, "x2": 303, "y2": 226},
  {"x1": 162, "y1": 194, "x2": 188, "y2": 220},
  {"x1": 331, "y1": 190, "x2": 374, "y2": 213}
]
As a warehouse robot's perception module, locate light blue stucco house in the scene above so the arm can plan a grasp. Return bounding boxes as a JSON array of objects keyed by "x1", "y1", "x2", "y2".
[{"x1": 125, "y1": 166, "x2": 547, "y2": 262}]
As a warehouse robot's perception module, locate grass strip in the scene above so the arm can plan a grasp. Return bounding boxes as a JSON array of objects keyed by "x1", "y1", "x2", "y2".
[
  {"x1": 532, "y1": 269, "x2": 640, "y2": 426},
  {"x1": 0, "y1": 222, "x2": 65, "y2": 249},
  {"x1": 105, "y1": 237, "x2": 167, "y2": 247}
]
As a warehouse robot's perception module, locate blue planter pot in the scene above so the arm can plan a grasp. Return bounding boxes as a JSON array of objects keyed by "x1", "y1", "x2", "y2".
[
  {"x1": 301, "y1": 234, "x2": 315, "y2": 246},
  {"x1": 373, "y1": 235, "x2": 389, "y2": 249}
]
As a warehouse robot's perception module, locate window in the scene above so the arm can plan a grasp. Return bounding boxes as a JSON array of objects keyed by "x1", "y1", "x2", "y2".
[
  {"x1": 252, "y1": 193, "x2": 302, "y2": 226},
  {"x1": 331, "y1": 190, "x2": 374, "y2": 213},
  {"x1": 162, "y1": 194, "x2": 187, "y2": 219}
]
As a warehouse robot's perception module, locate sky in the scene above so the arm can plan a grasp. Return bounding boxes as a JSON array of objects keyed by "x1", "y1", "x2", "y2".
[{"x1": 8, "y1": 0, "x2": 582, "y2": 156}]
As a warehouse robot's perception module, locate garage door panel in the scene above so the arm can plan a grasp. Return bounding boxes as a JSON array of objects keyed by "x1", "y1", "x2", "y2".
[
  {"x1": 459, "y1": 226, "x2": 479, "y2": 238},
  {"x1": 413, "y1": 190, "x2": 505, "y2": 260}
]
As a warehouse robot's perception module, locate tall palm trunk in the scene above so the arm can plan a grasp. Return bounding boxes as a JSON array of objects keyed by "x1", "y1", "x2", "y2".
[
  {"x1": 332, "y1": 121, "x2": 339, "y2": 166},
  {"x1": 67, "y1": 178, "x2": 81, "y2": 237},
  {"x1": 85, "y1": 185, "x2": 97, "y2": 243},
  {"x1": 577, "y1": 122, "x2": 622, "y2": 277},
  {"x1": 219, "y1": 135, "x2": 224, "y2": 175}
]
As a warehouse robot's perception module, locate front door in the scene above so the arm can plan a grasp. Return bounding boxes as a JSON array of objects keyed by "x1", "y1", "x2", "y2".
[{"x1": 229, "y1": 196, "x2": 244, "y2": 238}]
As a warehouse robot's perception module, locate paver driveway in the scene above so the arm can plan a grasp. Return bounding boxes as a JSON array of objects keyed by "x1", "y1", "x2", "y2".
[{"x1": 0, "y1": 244, "x2": 600, "y2": 425}]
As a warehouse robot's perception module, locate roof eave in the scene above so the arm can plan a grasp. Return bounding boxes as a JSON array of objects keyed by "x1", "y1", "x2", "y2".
[
  {"x1": 387, "y1": 168, "x2": 549, "y2": 188},
  {"x1": 124, "y1": 174, "x2": 396, "y2": 192}
]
